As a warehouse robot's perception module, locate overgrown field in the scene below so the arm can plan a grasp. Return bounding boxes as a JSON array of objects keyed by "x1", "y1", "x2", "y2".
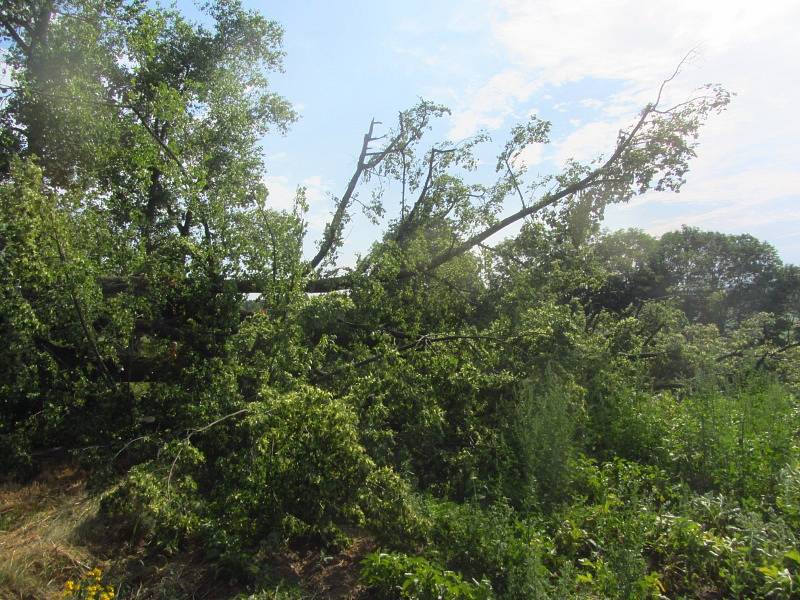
[{"x1": 3, "y1": 219, "x2": 798, "y2": 598}]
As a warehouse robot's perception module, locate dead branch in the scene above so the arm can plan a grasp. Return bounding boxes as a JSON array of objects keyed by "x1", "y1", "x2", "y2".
[{"x1": 307, "y1": 114, "x2": 410, "y2": 271}]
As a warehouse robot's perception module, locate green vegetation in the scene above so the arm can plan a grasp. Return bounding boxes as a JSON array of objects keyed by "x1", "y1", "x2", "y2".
[{"x1": 1, "y1": 1, "x2": 799, "y2": 598}]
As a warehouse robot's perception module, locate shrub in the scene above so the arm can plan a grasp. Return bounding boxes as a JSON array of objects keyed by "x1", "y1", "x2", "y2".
[
  {"x1": 217, "y1": 386, "x2": 373, "y2": 539},
  {"x1": 101, "y1": 440, "x2": 206, "y2": 551},
  {"x1": 590, "y1": 376, "x2": 799, "y2": 499},
  {"x1": 424, "y1": 499, "x2": 551, "y2": 599},
  {"x1": 361, "y1": 552, "x2": 493, "y2": 600},
  {"x1": 509, "y1": 371, "x2": 585, "y2": 507},
  {"x1": 361, "y1": 466, "x2": 430, "y2": 549},
  {"x1": 776, "y1": 462, "x2": 800, "y2": 529},
  {"x1": 587, "y1": 374, "x2": 671, "y2": 467},
  {"x1": 661, "y1": 378, "x2": 799, "y2": 497},
  {"x1": 106, "y1": 385, "x2": 425, "y2": 561},
  {"x1": 650, "y1": 492, "x2": 800, "y2": 598},
  {"x1": 552, "y1": 458, "x2": 678, "y2": 599}
]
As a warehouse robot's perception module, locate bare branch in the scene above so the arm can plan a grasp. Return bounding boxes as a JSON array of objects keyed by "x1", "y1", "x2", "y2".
[
  {"x1": 653, "y1": 48, "x2": 697, "y2": 109},
  {"x1": 400, "y1": 112, "x2": 408, "y2": 219},
  {"x1": 0, "y1": 18, "x2": 29, "y2": 53},
  {"x1": 307, "y1": 119, "x2": 375, "y2": 271},
  {"x1": 504, "y1": 156, "x2": 527, "y2": 210}
]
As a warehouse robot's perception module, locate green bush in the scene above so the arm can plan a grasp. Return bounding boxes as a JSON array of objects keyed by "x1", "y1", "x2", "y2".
[
  {"x1": 662, "y1": 494, "x2": 800, "y2": 598},
  {"x1": 550, "y1": 458, "x2": 683, "y2": 599},
  {"x1": 552, "y1": 495, "x2": 658, "y2": 599},
  {"x1": 588, "y1": 375, "x2": 671, "y2": 467},
  {"x1": 102, "y1": 440, "x2": 206, "y2": 551},
  {"x1": 776, "y1": 462, "x2": 800, "y2": 529},
  {"x1": 105, "y1": 385, "x2": 426, "y2": 560},
  {"x1": 424, "y1": 499, "x2": 551, "y2": 599},
  {"x1": 660, "y1": 378, "x2": 798, "y2": 497},
  {"x1": 509, "y1": 371, "x2": 585, "y2": 508},
  {"x1": 361, "y1": 552, "x2": 493, "y2": 600},
  {"x1": 590, "y1": 376, "x2": 799, "y2": 499},
  {"x1": 361, "y1": 466, "x2": 431, "y2": 548},
  {"x1": 215, "y1": 386, "x2": 373, "y2": 539}
]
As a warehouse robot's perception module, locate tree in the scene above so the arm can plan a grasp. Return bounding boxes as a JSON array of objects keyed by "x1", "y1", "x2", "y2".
[
  {"x1": 0, "y1": 0, "x2": 731, "y2": 450},
  {"x1": 650, "y1": 227, "x2": 781, "y2": 327},
  {"x1": 297, "y1": 60, "x2": 730, "y2": 295},
  {"x1": 0, "y1": 0, "x2": 299, "y2": 470}
]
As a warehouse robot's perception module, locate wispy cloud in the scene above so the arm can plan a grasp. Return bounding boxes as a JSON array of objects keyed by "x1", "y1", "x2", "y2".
[
  {"x1": 448, "y1": 70, "x2": 542, "y2": 139},
  {"x1": 264, "y1": 174, "x2": 333, "y2": 228},
  {"x1": 438, "y1": 0, "x2": 800, "y2": 260}
]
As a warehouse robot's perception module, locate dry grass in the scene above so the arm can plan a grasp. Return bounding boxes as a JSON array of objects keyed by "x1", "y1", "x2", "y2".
[
  {"x1": 0, "y1": 464, "x2": 232, "y2": 600},
  {"x1": 0, "y1": 464, "x2": 374, "y2": 600},
  {"x1": 282, "y1": 536, "x2": 375, "y2": 600},
  {"x1": 0, "y1": 464, "x2": 103, "y2": 600}
]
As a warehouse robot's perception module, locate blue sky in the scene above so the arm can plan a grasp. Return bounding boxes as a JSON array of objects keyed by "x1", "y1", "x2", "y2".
[
  {"x1": 14, "y1": 0, "x2": 800, "y2": 264},
  {"x1": 231, "y1": 0, "x2": 800, "y2": 264}
]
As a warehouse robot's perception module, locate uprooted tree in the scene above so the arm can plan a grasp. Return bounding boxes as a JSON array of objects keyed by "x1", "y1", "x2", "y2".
[{"x1": 0, "y1": 0, "x2": 730, "y2": 296}]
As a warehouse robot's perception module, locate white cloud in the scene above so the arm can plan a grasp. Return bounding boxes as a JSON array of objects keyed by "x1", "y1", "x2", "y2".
[
  {"x1": 447, "y1": 70, "x2": 542, "y2": 139},
  {"x1": 264, "y1": 174, "x2": 333, "y2": 228},
  {"x1": 607, "y1": 165, "x2": 800, "y2": 235},
  {"x1": 264, "y1": 173, "x2": 336, "y2": 259},
  {"x1": 624, "y1": 167, "x2": 800, "y2": 210},
  {"x1": 446, "y1": 1, "x2": 782, "y2": 146},
  {"x1": 263, "y1": 175, "x2": 296, "y2": 211},
  {"x1": 516, "y1": 143, "x2": 546, "y2": 168},
  {"x1": 554, "y1": 119, "x2": 627, "y2": 166},
  {"x1": 489, "y1": 0, "x2": 796, "y2": 86},
  {"x1": 646, "y1": 203, "x2": 800, "y2": 237},
  {"x1": 449, "y1": 0, "x2": 800, "y2": 260},
  {"x1": 580, "y1": 99, "x2": 604, "y2": 110},
  {"x1": 299, "y1": 175, "x2": 335, "y2": 233}
]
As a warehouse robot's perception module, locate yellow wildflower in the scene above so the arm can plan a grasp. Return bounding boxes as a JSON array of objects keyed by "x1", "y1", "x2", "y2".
[{"x1": 64, "y1": 580, "x2": 75, "y2": 591}]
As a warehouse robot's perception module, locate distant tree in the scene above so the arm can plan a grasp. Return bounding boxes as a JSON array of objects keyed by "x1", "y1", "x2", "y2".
[
  {"x1": 652, "y1": 226, "x2": 783, "y2": 330},
  {"x1": 591, "y1": 229, "x2": 660, "y2": 313}
]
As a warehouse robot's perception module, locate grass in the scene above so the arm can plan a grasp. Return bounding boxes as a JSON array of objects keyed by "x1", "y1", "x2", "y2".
[
  {"x1": 0, "y1": 463, "x2": 100, "y2": 599},
  {"x1": 0, "y1": 462, "x2": 372, "y2": 599}
]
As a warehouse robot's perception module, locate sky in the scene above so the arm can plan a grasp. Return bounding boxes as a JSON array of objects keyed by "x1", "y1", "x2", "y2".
[
  {"x1": 219, "y1": 0, "x2": 799, "y2": 266},
  {"x1": 5, "y1": 1, "x2": 797, "y2": 263}
]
